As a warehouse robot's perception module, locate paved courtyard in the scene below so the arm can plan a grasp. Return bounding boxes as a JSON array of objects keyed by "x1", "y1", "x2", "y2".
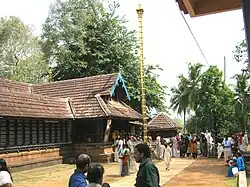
[
  {"x1": 165, "y1": 158, "x2": 234, "y2": 187},
  {"x1": 110, "y1": 158, "x2": 195, "y2": 187},
  {"x1": 13, "y1": 157, "x2": 236, "y2": 187},
  {"x1": 13, "y1": 158, "x2": 194, "y2": 187}
]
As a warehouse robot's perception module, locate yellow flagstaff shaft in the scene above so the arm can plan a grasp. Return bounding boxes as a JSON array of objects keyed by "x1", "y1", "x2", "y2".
[{"x1": 136, "y1": 4, "x2": 147, "y2": 143}]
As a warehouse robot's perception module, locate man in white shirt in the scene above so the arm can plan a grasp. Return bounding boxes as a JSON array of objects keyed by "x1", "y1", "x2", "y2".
[
  {"x1": 217, "y1": 143, "x2": 224, "y2": 160},
  {"x1": 156, "y1": 135, "x2": 161, "y2": 143},
  {"x1": 156, "y1": 134, "x2": 161, "y2": 159},
  {"x1": 0, "y1": 171, "x2": 13, "y2": 187},
  {"x1": 117, "y1": 143, "x2": 124, "y2": 176},
  {"x1": 242, "y1": 133, "x2": 249, "y2": 151},
  {"x1": 0, "y1": 158, "x2": 13, "y2": 187},
  {"x1": 223, "y1": 136, "x2": 232, "y2": 162},
  {"x1": 205, "y1": 130, "x2": 212, "y2": 156}
]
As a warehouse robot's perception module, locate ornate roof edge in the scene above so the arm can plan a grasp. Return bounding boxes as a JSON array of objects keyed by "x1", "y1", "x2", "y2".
[{"x1": 110, "y1": 73, "x2": 131, "y2": 101}]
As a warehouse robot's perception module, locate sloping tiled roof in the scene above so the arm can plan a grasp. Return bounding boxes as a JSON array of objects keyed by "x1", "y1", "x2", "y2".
[
  {"x1": 0, "y1": 73, "x2": 141, "y2": 120},
  {"x1": 0, "y1": 79, "x2": 30, "y2": 93},
  {"x1": 148, "y1": 113, "x2": 182, "y2": 130},
  {"x1": 32, "y1": 73, "x2": 119, "y2": 98},
  {"x1": 106, "y1": 100, "x2": 141, "y2": 120},
  {"x1": 0, "y1": 90, "x2": 72, "y2": 119},
  {"x1": 32, "y1": 73, "x2": 132, "y2": 118}
]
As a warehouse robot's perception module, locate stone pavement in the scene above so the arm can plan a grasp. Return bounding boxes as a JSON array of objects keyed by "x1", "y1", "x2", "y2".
[{"x1": 109, "y1": 158, "x2": 196, "y2": 187}]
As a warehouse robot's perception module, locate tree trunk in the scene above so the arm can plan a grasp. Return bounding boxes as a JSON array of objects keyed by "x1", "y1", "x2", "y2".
[
  {"x1": 183, "y1": 108, "x2": 186, "y2": 134},
  {"x1": 103, "y1": 119, "x2": 112, "y2": 143},
  {"x1": 245, "y1": 116, "x2": 249, "y2": 133},
  {"x1": 244, "y1": 111, "x2": 248, "y2": 132}
]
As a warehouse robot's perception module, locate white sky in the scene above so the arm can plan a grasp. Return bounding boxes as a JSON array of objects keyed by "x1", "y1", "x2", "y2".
[{"x1": 0, "y1": 0, "x2": 246, "y2": 117}]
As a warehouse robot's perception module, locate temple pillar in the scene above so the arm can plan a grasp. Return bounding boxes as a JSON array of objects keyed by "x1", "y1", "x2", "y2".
[{"x1": 103, "y1": 119, "x2": 112, "y2": 143}]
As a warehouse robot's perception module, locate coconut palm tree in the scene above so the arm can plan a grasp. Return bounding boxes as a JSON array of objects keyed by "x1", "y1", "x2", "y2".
[
  {"x1": 170, "y1": 76, "x2": 189, "y2": 133},
  {"x1": 234, "y1": 70, "x2": 250, "y2": 131},
  {"x1": 170, "y1": 63, "x2": 203, "y2": 133},
  {"x1": 182, "y1": 63, "x2": 203, "y2": 111}
]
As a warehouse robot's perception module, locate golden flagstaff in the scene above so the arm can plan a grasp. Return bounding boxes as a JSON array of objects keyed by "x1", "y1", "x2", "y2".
[
  {"x1": 176, "y1": 0, "x2": 250, "y2": 71},
  {"x1": 136, "y1": 4, "x2": 148, "y2": 143}
]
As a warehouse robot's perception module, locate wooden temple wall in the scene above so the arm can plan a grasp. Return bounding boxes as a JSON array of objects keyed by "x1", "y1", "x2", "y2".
[
  {"x1": 70, "y1": 119, "x2": 114, "y2": 163},
  {"x1": 0, "y1": 117, "x2": 136, "y2": 171},
  {"x1": 72, "y1": 143, "x2": 114, "y2": 163},
  {"x1": 0, "y1": 117, "x2": 72, "y2": 172}
]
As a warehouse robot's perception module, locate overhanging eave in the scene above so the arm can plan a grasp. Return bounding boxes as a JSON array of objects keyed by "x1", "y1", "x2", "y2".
[{"x1": 178, "y1": 0, "x2": 242, "y2": 17}]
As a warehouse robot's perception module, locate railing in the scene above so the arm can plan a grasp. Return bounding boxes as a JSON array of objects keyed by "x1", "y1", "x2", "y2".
[{"x1": 0, "y1": 142, "x2": 72, "y2": 154}]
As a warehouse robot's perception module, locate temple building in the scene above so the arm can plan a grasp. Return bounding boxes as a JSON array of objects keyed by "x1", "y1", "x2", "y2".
[
  {"x1": 0, "y1": 73, "x2": 141, "y2": 171},
  {"x1": 148, "y1": 113, "x2": 182, "y2": 139}
]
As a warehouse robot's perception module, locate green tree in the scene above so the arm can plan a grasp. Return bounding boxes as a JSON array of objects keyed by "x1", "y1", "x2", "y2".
[
  {"x1": 234, "y1": 70, "x2": 250, "y2": 131},
  {"x1": 182, "y1": 63, "x2": 203, "y2": 110},
  {"x1": 189, "y1": 66, "x2": 235, "y2": 136},
  {"x1": 170, "y1": 63, "x2": 203, "y2": 133},
  {"x1": 172, "y1": 64, "x2": 236, "y2": 136},
  {"x1": 234, "y1": 37, "x2": 250, "y2": 131},
  {"x1": 234, "y1": 39, "x2": 248, "y2": 65},
  {"x1": 0, "y1": 16, "x2": 48, "y2": 83},
  {"x1": 42, "y1": 0, "x2": 167, "y2": 112},
  {"x1": 170, "y1": 77, "x2": 189, "y2": 132}
]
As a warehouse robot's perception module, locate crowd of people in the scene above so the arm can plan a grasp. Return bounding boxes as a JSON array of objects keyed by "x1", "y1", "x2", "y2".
[
  {"x1": 0, "y1": 142, "x2": 161, "y2": 187},
  {"x1": 155, "y1": 130, "x2": 214, "y2": 161},
  {"x1": 226, "y1": 150, "x2": 248, "y2": 186},
  {"x1": 68, "y1": 143, "x2": 160, "y2": 187},
  {"x1": 217, "y1": 131, "x2": 249, "y2": 186},
  {"x1": 217, "y1": 131, "x2": 249, "y2": 163},
  {"x1": 114, "y1": 134, "x2": 145, "y2": 177},
  {"x1": 113, "y1": 131, "x2": 214, "y2": 174},
  {"x1": 68, "y1": 154, "x2": 111, "y2": 187},
  {"x1": 0, "y1": 131, "x2": 248, "y2": 187}
]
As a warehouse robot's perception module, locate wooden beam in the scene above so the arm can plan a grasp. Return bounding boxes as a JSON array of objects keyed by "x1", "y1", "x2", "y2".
[
  {"x1": 183, "y1": 0, "x2": 196, "y2": 16},
  {"x1": 103, "y1": 119, "x2": 112, "y2": 143},
  {"x1": 193, "y1": 0, "x2": 242, "y2": 17}
]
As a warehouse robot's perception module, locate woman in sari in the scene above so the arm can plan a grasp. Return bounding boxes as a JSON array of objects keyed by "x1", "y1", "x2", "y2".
[
  {"x1": 186, "y1": 134, "x2": 192, "y2": 158},
  {"x1": 122, "y1": 144, "x2": 130, "y2": 176},
  {"x1": 191, "y1": 134, "x2": 198, "y2": 159}
]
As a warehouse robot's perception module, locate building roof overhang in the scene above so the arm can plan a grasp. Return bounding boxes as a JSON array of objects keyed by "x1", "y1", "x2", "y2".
[{"x1": 177, "y1": 0, "x2": 242, "y2": 17}]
